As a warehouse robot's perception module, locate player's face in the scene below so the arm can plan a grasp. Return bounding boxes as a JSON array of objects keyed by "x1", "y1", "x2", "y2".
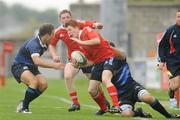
[
  {"x1": 176, "y1": 12, "x2": 180, "y2": 26},
  {"x1": 60, "y1": 13, "x2": 71, "y2": 25},
  {"x1": 66, "y1": 26, "x2": 79, "y2": 38},
  {"x1": 45, "y1": 31, "x2": 54, "y2": 44}
]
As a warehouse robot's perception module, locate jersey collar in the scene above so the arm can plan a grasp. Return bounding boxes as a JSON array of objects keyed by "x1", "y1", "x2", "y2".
[{"x1": 60, "y1": 25, "x2": 65, "y2": 29}]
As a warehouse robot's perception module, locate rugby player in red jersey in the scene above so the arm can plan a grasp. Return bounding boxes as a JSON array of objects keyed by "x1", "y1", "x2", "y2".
[
  {"x1": 49, "y1": 9, "x2": 104, "y2": 112},
  {"x1": 65, "y1": 19, "x2": 121, "y2": 114}
]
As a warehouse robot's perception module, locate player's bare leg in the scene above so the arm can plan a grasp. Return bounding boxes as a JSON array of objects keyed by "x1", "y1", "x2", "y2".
[
  {"x1": 64, "y1": 63, "x2": 80, "y2": 111},
  {"x1": 140, "y1": 90, "x2": 180, "y2": 118},
  {"x1": 17, "y1": 70, "x2": 39, "y2": 114},
  {"x1": 102, "y1": 70, "x2": 120, "y2": 113},
  {"x1": 169, "y1": 75, "x2": 180, "y2": 91},
  {"x1": 88, "y1": 80, "x2": 110, "y2": 115}
]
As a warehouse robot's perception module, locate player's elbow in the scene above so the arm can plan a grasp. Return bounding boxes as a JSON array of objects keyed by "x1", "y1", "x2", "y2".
[
  {"x1": 33, "y1": 60, "x2": 41, "y2": 66},
  {"x1": 94, "y1": 38, "x2": 100, "y2": 44},
  {"x1": 32, "y1": 57, "x2": 42, "y2": 66}
]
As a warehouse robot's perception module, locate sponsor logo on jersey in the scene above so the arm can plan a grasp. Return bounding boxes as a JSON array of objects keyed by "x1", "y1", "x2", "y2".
[
  {"x1": 173, "y1": 34, "x2": 177, "y2": 38},
  {"x1": 23, "y1": 66, "x2": 28, "y2": 70}
]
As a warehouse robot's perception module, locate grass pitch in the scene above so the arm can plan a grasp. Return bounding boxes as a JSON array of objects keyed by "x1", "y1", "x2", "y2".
[{"x1": 0, "y1": 77, "x2": 179, "y2": 120}]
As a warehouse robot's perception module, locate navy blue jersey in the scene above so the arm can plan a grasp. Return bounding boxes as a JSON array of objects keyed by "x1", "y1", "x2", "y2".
[
  {"x1": 14, "y1": 36, "x2": 48, "y2": 66},
  {"x1": 111, "y1": 61, "x2": 134, "y2": 95},
  {"x1": 158, "y1": 24, "x2": 180, "y2": 63}
]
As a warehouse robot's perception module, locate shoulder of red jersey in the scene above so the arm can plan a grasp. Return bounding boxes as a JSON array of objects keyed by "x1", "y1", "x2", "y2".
[
  {"x1": 76, "y1": 19, "x2": 86, "y2": 24},
  {"x1": 54, "y1": 25, "x2": 67, "y2": 34},
  {"x1": 53, "y1": 25, "x2": 68, "y2": 39},
  {"x1": 54, "y1": 25, "x2": 66, "y2": 33},
  {"x1": 76, "y1": 19, "x2": 96, "y2": 24},
  {"x1": 83, "y1": 27, "x2": 93, "y2": 33}
]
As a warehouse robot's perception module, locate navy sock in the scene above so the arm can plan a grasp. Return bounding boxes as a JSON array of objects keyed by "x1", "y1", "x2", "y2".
[
  {"x1": 150, "y1": 99, "x2": 171, "y2": 118},
  {"x1": 168, "y1": 89, "x2": 174, "y2": 98},
  {"x1": 133, "y1": 108, "x2": 147, "y2": 117},
  {"x1": 35, "y1": 89, "x2": 42, "y2": 98},
  {"x1": 23, "y1": 87, "x2": 42, "y2": 110},
  {"x1": 134, "y1": 110, "x2": 141, "y2": 117}
]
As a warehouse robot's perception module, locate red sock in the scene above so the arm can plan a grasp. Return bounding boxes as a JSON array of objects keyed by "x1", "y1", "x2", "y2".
[
  {"x1": 93, "y1": 92, "x2": 107, "y2": 111},
  {"x1": 107, "y1": 86, "x2": 119, "y2": 107},
  {"x1": 69, "y1": 92, "x2": 79, "y2": 105}
]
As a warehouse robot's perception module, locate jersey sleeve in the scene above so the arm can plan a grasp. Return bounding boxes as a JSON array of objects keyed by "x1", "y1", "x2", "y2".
[
  {"x1": 76, "y1": 20, "x2": 96, "y2": 29},
  {"x1": 85, "y1": 27, "x2": 99, "y2": 39},
  {"x1": 26, "y1": 42, "x2": 41, "y2": 56},
  {"x1": 50, "y1": 30, "x2": 59, "y2": 46},
  {"x1": 158, "y1": 30, "x2": 170, "y2": 62}
]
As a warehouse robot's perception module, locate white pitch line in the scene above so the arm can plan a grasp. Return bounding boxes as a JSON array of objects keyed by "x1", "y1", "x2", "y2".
[
  {"x1": 19, "y1": 90, "x2": 98, "y2": 109},
  {"x1": 44, "y1": 95, "x2": 98, "y2": 109}
]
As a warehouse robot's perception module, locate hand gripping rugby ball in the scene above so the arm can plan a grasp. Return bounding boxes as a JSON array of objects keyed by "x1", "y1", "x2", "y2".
[{"x1": 71, "y1": 51, "x2": 87, "y2": 66}]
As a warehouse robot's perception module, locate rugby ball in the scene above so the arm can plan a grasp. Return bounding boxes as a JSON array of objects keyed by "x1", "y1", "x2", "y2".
[{"x1": 71, "y1": 51, "x2": 87, "y2": 66}]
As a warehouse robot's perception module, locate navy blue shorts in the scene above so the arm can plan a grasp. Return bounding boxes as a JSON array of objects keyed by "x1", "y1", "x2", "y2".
[
  {"x1": 11, "y1": 63, "x2": 41, "y2": 83},
  {"x1": 81, "y1": 66, "x2": 93, "y2": 74},
  {"x1": 118, "y1": 80, "x2": 146, "y2": 107},
  {"x1": 167, "y1": 62, "x2": 180, "y2": 78},
  {"x1": 91, "y1": 57, "x2": 125, "y2": 81}
]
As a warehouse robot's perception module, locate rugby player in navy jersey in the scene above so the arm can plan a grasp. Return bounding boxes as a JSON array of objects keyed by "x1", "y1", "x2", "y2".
[
  {"x1": 11, "y1": 23, "x2": 64, "y2": 113},
  {"x1": 158, "y1": 9, "x2": 180, "y2": 107},
  {"x1": 93, "y1": 45, "x2": 180, "y2": 118},
  {"x1": 110, "y1": 58, "x2": 180, "y2": 118}
]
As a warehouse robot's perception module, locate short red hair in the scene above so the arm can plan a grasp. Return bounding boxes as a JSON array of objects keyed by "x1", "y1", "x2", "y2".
[{"x1": 64, "y1": 19, "x2": 79, "y2": 28}]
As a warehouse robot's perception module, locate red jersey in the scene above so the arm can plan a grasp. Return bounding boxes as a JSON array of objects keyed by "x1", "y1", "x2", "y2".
[
  {"x1": 50, "y1": 20, "x2": 95, "y2": 59},
  {"x1": 79, "y1": 27, "x2": 116, "y2": 63}
]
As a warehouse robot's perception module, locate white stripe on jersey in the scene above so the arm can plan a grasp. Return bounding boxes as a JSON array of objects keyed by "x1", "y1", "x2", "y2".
[
  {"x1": 25, "y1": 39, "x2": 34, "y2": 49},
  {"x1": 31, "y1": 53, "x2": 40, "y2": 57}
]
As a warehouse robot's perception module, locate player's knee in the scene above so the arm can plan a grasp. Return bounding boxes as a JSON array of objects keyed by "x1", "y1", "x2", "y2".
[
  {"x1": 101, "y1": 79, "x2": 111, "y2": 86},
  {"x1": 138, "y1": 90, "x2": 155, "y2": 104},
  {"x1": 173, "y1": 83, "x2": 180, "y2": 90},
  {"x1": 101, "y1": 79, "x2": 106, "y2": 84},
  {"x1": 141, "y1": 94, "x2": 155, "y2": 104},
  {"x1": 64, "y1": 75, "x2": 73, "y2": 81},
  {"x1": 170, "y1": 83, "x2": 179, "y2": 91},
  {"x1": 29, "y1": 79, "x2": 38, "y2": 87},
  {"x1": 39, "y1": 82, "x2": 48, "y2": 91},
  {"x1": 88, "y1": 87, "x2": 98, "y2": 97},
  {"x1": 169, "y1": 76, "x2": 180, "y2": 90},
  {"x1": 121, "y1": 110, "x2": 134, "y2": 117}
]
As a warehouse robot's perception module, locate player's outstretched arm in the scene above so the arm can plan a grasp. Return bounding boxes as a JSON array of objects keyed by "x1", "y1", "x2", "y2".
[
  {"x1": 31, "y1": 55, "x2": 64, "y2": 69},
  {"x1": 49, "y1": 45, "x2": 61, "y2": 63},
  {"x1": 70, "y1": 37, "x2": 100, "y2": 46},
  {"x1": 112, "y1": 47, "x2": 126, "y2": 60},
  {"x1": 78, "y1": 20, "x2": 103, "y2": 30}
]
